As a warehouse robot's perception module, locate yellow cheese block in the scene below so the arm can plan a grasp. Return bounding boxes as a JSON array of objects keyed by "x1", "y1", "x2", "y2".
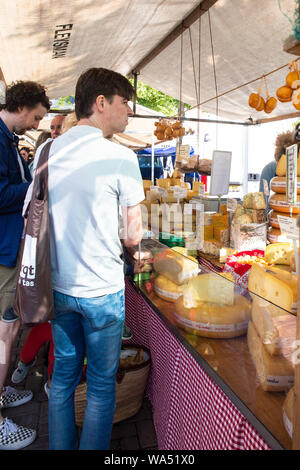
[
  {"x1": 269, "y1": 193, "x2": 300, "y2": 214},
  {"x1": 276, "y1": 154, "x2": 300, "y2": 177},
  {"x1": 248, "y1": 263, "x2": 294, "y2": 312},
  {"x1": 268, "y1": 210, "x2": 297, "y2": 229},
  {"x1": 282, "y1": 387, "x2": 294, "y2": 439},
  {"x1": 204, "y1": 224, "x2": 213, "y2": 240},
  {"x1": 153, "y1": 248, "x2": 199, "y2": 285},
  {"x1": 143, "y1": 180, "x2": 152, "y2": 191},
  {"x1": 154, "y1": 275, "x2": 184, "y2": 303},
  {"x1": 212, "y1": 213, "x2": 229, "y2": 228},
  {"x1": 243, "y1": 192, "x2": 266, "y2": 210},
  {"x1": 270, "y1": 176, "x2": 300, "y2": 194},
  {"x1": 156, "y1": 178, "x2": 171, "y2": 190},
  {"x1": 247, "y1": 321, "x2": 294, "y2": 392},
  {"x1": 266, "y1": 265, "x2": 298, "y2": 306},
  {"x1": 174, "y1": 294, "x2": 251, "y2": 339},
  {"x1": 265, "y1": 242, "x2": 294, "y2": 265},
  {"x1": 213, "y1": 226, "x2": 229, "y2": 243},
  {"x1": 181, "y1": 273, "x2": 235, "y2": 306},
  {"x1": 251, "y1": 295, "x2": 296, "y2": 356}
]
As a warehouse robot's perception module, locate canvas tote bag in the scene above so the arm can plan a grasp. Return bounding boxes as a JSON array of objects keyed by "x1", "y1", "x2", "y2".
[{"x1": 13, "y1": 140, "x2": 54, "y2": 325}]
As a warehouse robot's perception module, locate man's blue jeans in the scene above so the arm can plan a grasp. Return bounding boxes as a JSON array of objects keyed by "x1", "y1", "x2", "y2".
[{"x1": 48, "y1": 288, "x2": 125, "y2": 450}]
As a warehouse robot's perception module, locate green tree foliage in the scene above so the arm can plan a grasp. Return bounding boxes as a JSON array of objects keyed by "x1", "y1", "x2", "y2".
[{"x1": 129, "y1": 79, "x2": 190, "y2": 117}]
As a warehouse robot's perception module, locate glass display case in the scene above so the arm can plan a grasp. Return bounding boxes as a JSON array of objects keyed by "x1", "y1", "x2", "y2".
[{"x1": 126, "y1": 238, "x2": 296, "y2": 449}]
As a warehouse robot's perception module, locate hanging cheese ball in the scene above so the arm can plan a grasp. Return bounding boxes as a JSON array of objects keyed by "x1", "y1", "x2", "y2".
[
  {"x1": 264, "y1": 96, "x2": 277, "y2": 113},
  {"x1": 276, "y1": 85, "x2": 293, "y2": 102}
]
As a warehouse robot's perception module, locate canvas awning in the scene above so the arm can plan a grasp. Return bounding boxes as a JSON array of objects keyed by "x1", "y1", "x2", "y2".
[{"x1": 0, "y1": 0, "x2": 299, "y2": 123}]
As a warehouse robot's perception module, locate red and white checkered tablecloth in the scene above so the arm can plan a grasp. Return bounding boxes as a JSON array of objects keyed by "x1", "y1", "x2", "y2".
[{"x1": 125, "y1": 279, "x2": 271, "y2": 450}]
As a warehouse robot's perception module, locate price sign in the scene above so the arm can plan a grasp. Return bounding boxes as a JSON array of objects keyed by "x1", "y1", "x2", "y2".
[
  {"x1": 210, "y1": 150, "x2": 232, "y2": 196},
  {"x1": 286, "y1": 144, "x2": 298, "y2": 205},
  {"x1": 173, "y1": 187, "x2": 187, "y2": 199},
  {"x1": 278, "y1": 215, "x2": 299, "y2": 239},
  {"x1": 227, "y1": 198, "x2": 238, "y2": 212},
  {"x1": 157, "y1": 187, "x2": 168, "y2": 199},
  {"x1": 176, "y1": 144, "x2": 190, "y2": 160}
]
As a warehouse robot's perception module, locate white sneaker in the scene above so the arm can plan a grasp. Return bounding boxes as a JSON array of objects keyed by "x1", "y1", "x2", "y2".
[
  {"x1": 0, "y1": 418, "x2": 36, "y2": 450},
  {"x1": 11, "y1": 359, "x2": 36, "y2": 384},
  {"x1": 0, "y1": 386, "x2": 33, "y2": 409}
]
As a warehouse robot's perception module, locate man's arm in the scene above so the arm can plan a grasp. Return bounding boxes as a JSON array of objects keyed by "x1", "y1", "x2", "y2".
[{"x1": 121, "y1": 204, "x2": 143, "y2": 247}]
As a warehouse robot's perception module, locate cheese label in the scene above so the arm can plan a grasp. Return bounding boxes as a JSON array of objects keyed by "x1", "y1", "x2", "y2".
[
  {"x1": 286, "y1": 144, "x2": 298, "y2": 205},
  {"x1": 154, "y1": 286, "x2": 182, "y2": 300},
  {"x1": 283, "y1": 410, "x2": 293, "y2": 439},
  {"x1": 174, "y1": 312, "x2": 249, "y2": 333},
  {"x1": 278, "y1": 215, "x2": 299, "y2": 239},
  {"x1": 266, "y1": 375, "x2": 294, "y2": 387}
]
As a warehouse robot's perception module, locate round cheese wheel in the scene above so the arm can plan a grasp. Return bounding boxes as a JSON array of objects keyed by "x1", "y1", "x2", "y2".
[
  {"x1": 268, "y1": 227, "x2": 282, "y2": 243},
  {"x1": 270, "y1": 176, "x2": 300, "y2": 194},
  {"x1": 282, "y1": 387, "x2": 293, "y2": 439},
  {"x1": 269, "y1": 193, "x2": 300, "y2": 214},
  {"x1": 174, "y1": 295, "x2": 251, "y2": 339},
  {"x1": 268, "y1": 210, "x2": 297, "y2": 229},
  {"x1": 154, "y1": 275, "x2": 184, "y2": 303}
]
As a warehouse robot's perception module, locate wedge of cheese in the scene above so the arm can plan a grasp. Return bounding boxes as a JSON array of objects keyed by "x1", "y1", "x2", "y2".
[
  {"x1": 154, "y1": 275, "x2": 184, "y2": 303},
  {"x1": 283, "y1": 387, "x2": 294, "y2": 439},
  {"x1": 174, "y1": 294, "x2": 251, "y2": 339},
  {"x1": 182, "y1": 273, "x2": 235, "y2": 307},
  {"x1": 153, "y1": 248, "x2": 199, "y2": 285},
  {"x1": 247, "y1": 321, "x2": 294, "y2": 392},
  {"x1": 251, "y1": 295, "x2": 296, "y2": 356},
  {"x1": 265, "y1": 242, "x2": 294, "y2": 265},
  {"x1": 248, "y1": 263, "x2": 295, "y2": 312}
]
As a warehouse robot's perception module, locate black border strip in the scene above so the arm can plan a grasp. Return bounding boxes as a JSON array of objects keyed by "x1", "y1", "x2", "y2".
[{"x1": 131, "y1": 280, "x2": 285, "y2": 450}]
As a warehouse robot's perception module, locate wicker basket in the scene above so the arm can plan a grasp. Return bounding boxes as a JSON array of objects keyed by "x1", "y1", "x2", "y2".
[{"x1": 74, "y1": 345, "x2": 151, "y2": 427}]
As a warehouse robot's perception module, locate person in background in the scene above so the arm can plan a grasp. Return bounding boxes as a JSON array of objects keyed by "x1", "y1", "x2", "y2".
[
  {"x1": 259, "y1": 130, "x2": 295, "y2": 210},
  {"x1": 47, "y1": 67, "x2": 144, "y2": 450},
  {"x1": 50, "y1": 114, "x2": 65, "y2": 140},
  {"x1": 0, "y1": 80, "x2": 50, "y2": 450},
  {"x1": 19, "y1": 146, "x2": 31, "y2": 162}
]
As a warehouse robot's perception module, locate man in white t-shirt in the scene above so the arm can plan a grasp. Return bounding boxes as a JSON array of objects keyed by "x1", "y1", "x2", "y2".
[{"x1": 47, "y1": 68, "x2": 144, "y2": 450}]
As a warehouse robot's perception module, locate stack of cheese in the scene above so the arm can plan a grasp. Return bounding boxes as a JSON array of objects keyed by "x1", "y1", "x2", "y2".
[
  {"x1": 174, "y1": 272, "x2": 251, "y2": 338},
  {"x1": 200, "y1": 207, "x2": 230, "y2": 257},
  {"x1": 234, "y1": 193, "x2": 267, "y2": 224},
  {"x1": 268, "y1": 153, "x2": 300, "y2": 243},
  {"x1": 153, "y1": 247, "x2": 199, "y2": 303},
  {"x1": 247, "y1": 263, "x2": 296, "y2": 392}
]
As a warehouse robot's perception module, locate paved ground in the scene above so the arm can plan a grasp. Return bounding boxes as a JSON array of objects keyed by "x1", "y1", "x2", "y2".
[{"x1": 3, "y1": 326, "x2": 158, "y2": 451}]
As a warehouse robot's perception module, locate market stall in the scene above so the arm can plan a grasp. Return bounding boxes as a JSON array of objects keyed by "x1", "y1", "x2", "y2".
[{"x1": 2, "y1": 0, "x2": 300, "y2": 451}]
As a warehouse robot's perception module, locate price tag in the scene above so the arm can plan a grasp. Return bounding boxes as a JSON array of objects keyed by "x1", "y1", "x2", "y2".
[
  {"x1": 157, "y1": 187, "x2": 168, "y2": 199},
  {"x1": 199, "y1": 185, "x2": 205, "y2": 197},
  {"x1": 263, "y1": 179, "x2": 269, "y2": 197},
  {"x1": 286, "y1": 144, "x2": 298, "y2": 205},
  {"x1": 176, "y1": 144, "x2": 190, "y2": 160},
  {"x1": 277, "y1": 215, "x2": 299, "y2": 239},
  {"x1": 184, "y1": 204, "x2": 193, "y2": 214},
  {"x1": 227, "y1": 198, "x2": 238, "y2": 212},
  {"x1": 173, "y1": 187, "x2": 187, "y2": 199}
]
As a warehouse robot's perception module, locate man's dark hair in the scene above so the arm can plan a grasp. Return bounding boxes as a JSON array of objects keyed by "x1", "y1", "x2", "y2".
[
  {"x1": 20, "y1": 146, "x2": 30, "y2": 154},
  {"x1": 4, "y1": 81, "x2": 51, "y2": 113},
  {"x1": 75, "y1": 68, "x2": 135, "y2": 120}
]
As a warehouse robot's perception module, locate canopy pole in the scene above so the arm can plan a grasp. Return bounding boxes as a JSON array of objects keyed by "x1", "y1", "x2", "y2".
[
  {"x1": 133, "y1": 72, "x2": 139, "y2": 114},
  {"x1": 293, "y1": 214, "x2": 300, "y2": 449}
]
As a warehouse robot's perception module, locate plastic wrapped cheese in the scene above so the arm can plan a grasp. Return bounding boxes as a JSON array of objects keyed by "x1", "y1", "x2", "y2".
[
  {"x1": 251, "y1": 295, "x2": 296, "y2": 356},
  {"x1": 174, "y1": 293, "x2": 251, "y2": 339},
  {"x1": 247, "y1": 321, "x2": 294, "y2": 392},
  {"x1": 283, "y1": 387, "x2": 294, "y2": 439},
  {"x1": 269, "y1": 193, "x2": 300, "y2": 214},
  {"x1": 153, "y1": 248, "x2": 199, "y2": 285},
  {"x1": 154, "y1": 275, "x2": 184, "y2": 302}
]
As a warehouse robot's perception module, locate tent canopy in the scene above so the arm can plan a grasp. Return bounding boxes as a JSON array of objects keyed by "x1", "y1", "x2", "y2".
[{"x1": 0, "y1": 0, "x2": 299, "y2": 122}]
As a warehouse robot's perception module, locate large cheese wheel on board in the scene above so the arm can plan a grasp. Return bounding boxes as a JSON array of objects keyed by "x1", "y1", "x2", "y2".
[
  {"x1": 174, "y1": 294, "x2": 251, "y2": 339},
  {"x1": 269, "y1": 193, "x2": 300, "y2": 214},
  {"x1": 247, "y1": 321, "x2": 294, "y2": 392},
  {"x1": 282, "y1": 387, "x2": 293, "y2": 439},
  {"x1": 268, "y1": 210, "x2": 297, "y2": 229},
  {"x1": 270, "y1": 176, "x2": 300, "y2": 194},
  {"x1": 153, "y1": 275, "x2": 184, "y2": 303}
]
